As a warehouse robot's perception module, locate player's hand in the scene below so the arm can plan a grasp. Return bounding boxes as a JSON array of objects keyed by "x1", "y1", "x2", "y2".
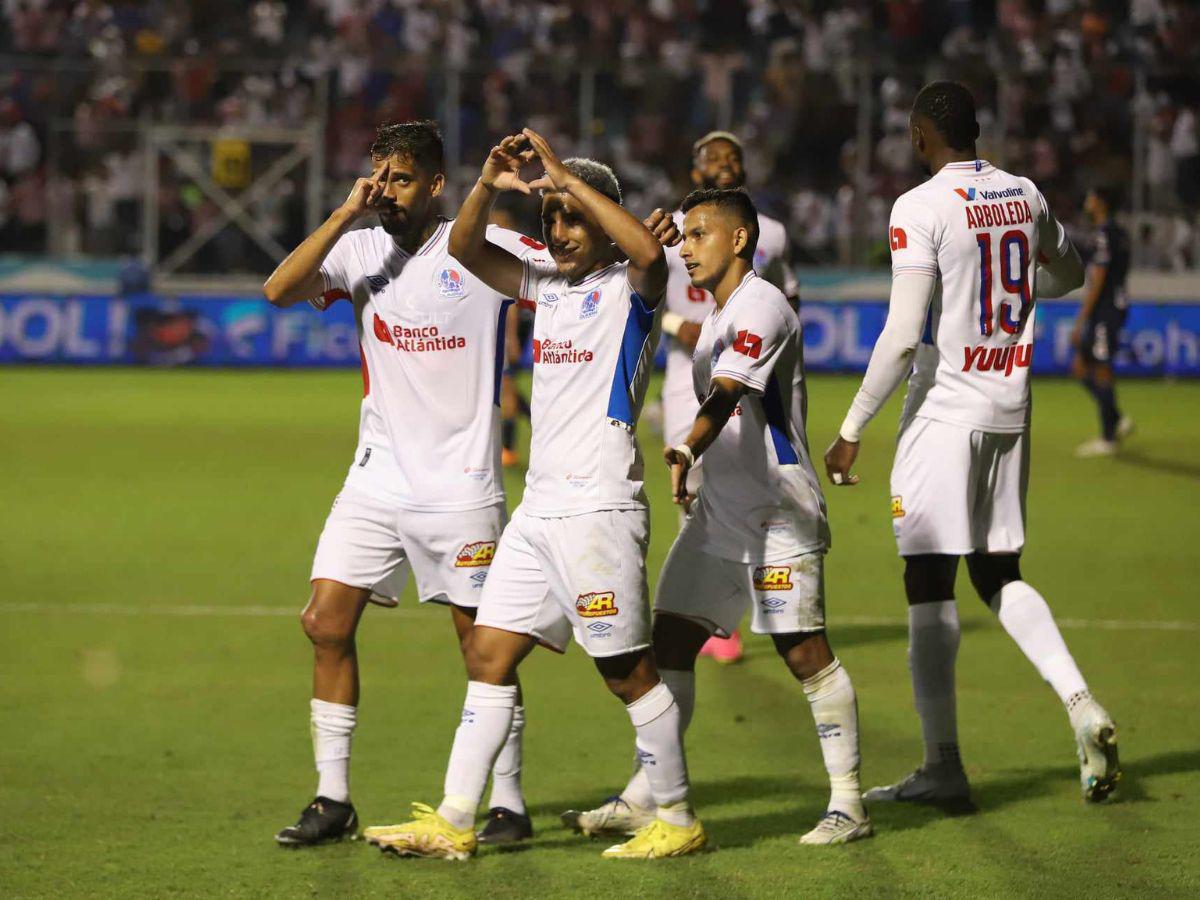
[
  {"x1": 523, "y1": 128, "x2": 576, "y2": 193},
  {"x1": 663, "y1": 445, "x2": 693, "y2": 505},
  {"x1": 676, "y1": 321, "x2": 703, "y2": 352},
  {"x1": 644, "y1": 208, "x2": 682, "y2": 247},
  {"x1": 1069, "y1": 320, "x2": 1083, "y2": 349},
  {"x1": 339, "y1": 165, "x2": 389, "y2": 219},
  {"x1": 481, "y1": 134, "x2": 536, "y2": 193},
  {"x1": 824, "y1": 436, "x2": 861, "y2": 486}
]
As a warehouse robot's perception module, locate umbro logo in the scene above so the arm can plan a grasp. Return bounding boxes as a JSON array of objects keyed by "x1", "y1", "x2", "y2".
[{"x1": 366, "y1": 274, "x2": 389, "y2": 294}]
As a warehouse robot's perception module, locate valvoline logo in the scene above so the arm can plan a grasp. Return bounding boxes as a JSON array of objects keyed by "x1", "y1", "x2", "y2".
[
  {"x1": 438, "y1": 268, "x2": 465, "y2": 298},
  {"x1": 455, "y1": 541, "x2": 496, "y2": 568},
  {"x1": 954, "y1": 188, "x2": 977, "y2": 201}
]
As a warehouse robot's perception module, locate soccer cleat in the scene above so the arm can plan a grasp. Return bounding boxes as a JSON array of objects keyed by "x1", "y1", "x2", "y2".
[
  {"x1": 372, "y1": 802, "x2": 477, "y2": 860},
  {"x1": 1070, "y1": 697, "x2": 1121, "y2": 802},
  {"x1": 274, "y1": 796, "x2": 358, "y2": 846},
  {"x1": 561, "y1": 795, "x2": 655, "y2": 837},
  {"x1": 1075, "y1": 437, "x2": 1117, "y2": 458},
  {"x1": 798, "y1": 809, "x2": 874, "y2": 845},
  {"x1": 1115, "y1": 416, "x2": 1136, "y2": 441},
  {"x1": 699, "y1": 631, "x2": 743, "y2": 664},
  {"x1": 862, "y1": 763, "x2": 974, "y2": 810},
  {"x1": 601, "y1": 817, "x2": 707, "y2": 859},
  {"x1": 476, "y1": 806, "x2": 533, "y2": 845}
]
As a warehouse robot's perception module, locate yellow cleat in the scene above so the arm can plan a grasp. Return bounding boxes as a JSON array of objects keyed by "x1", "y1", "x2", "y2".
[
  {"x1": 371, "y1": 802, "x2": 477, "y2": 860},
  {"x1": 601, "y1": 817, "x2": 707, "y2": 859}
]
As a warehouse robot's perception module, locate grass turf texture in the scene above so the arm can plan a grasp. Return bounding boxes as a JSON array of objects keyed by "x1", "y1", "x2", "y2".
[{"x1": 2, "y1": 368, "x2": 1199, "y2": 899}]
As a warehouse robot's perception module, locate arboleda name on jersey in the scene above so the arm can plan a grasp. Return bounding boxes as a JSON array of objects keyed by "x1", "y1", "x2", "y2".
[
  {"x1": 576, "y1": 591, "x2": 618, "y2": 618},
  {"x1": 961, "y1": 194, "x2": 1034, "y2": 231},
  {"x1": 454, "y1": 541, "x2": 496, "y2": 568},
  {"x1": 373, "y1": 313, "x2": 466, "y2": 352},
  {"x1": 753, "y1": 566, "x2": 793, "y2": 591},
  {"x1": 532, "y1": 337, "x2": 594, "y2": 364}
]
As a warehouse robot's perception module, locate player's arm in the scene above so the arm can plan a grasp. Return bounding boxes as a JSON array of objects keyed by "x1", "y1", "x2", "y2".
[
  {"x1": 263, "y1": 167, "x2": 388, "y2": 307},
  {"x1": 523, "y1": 128, "x2": 668, "y2": 304},
  {"x1": 664, "y1": 377, "x2": 747, "y2": 504},
  {"x1": 448, "y1": 136, "x2": 537, "y2": 299},
  {"x1": 1034, "y1": 199, "x2": 1085, "y2": 300},
  {"x1": 825, "y1": 195, "x2": 938, "y2": 486}
]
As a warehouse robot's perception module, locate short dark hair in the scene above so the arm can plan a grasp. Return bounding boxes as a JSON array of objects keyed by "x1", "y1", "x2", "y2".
[
  {"x1": 1089, "y1": 185, "x2": 1123, "y2": 213},
  {"x1": 680, "y1": 187, "x2": 759, "y2": 256},
  {"x1": 559, "y1": 158, "x2": 622, "y2": 205},
  {"x1": 369, "y1": 120, "x2": 444, "y2": 173},
  {"x1": 912, "y1": 81, "x2": 979, "y2": 152}
]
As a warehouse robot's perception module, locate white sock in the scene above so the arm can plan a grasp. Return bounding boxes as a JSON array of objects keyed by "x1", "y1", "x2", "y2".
[
  {"x1": 487, "y1": 704, "x2": 526, "y2": 815},
  {"x1": 439, "y1": 681, "x2": 517, "y2": 830},
  {"x1": 311, "y1": 698, "x2": 356, "y2": 803},
  {"x1": 626, "y1": 681, "x2": 693, "y2": 826},
  {"x1": 908, "y1": 601, "x2": 963, "y2": 768},
  {"x1": 620, "y1": 669, "x2": 695, "y2": 811},
  {"x1": 990, "y1": 581, "x2": 1087, "y2": 703},
  {"x1": 801, "y1": 659, "x2": 864, "y2": 819}
]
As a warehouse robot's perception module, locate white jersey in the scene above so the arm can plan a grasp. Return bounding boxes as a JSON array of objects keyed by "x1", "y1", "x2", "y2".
[
  {"x1": 662, "y1": 209, "x2": 798, "y2": 405},
  {"x1": 888, "y1": 159, "x2": 1069, "y2": 433},
  {"x1": 516, "y1": 259, "x2": 659, "y2": 517},
  {"x1": 318, "y1": 219, "x2": 546, "y2": 512},
  {"x1": 689, "y1": 271, "x2": 829, "y2": 563}
]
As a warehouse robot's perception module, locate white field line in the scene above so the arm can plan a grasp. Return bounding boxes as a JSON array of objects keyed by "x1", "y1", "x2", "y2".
[{"x1": 0, "y1": 603, "x2": 1196, "y2": 632}]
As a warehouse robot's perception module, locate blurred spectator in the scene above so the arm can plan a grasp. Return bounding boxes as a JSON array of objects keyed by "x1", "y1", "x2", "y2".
[{"x1": 0, "y1": 0, "x2": 1195, "y2": 270}]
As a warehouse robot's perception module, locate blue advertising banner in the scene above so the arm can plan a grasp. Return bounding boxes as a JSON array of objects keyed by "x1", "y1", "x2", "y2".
[{"x1": 2, "y1": 293, "x2": 1199, "y2": 377}]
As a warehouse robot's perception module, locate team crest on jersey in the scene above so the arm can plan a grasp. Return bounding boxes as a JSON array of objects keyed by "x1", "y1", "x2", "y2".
[
  {"x1": 891, "y1": 496, "x2": 906, "y2": 518},
  {"x1": 454, "y1": 541, "x2": 496, "y2": 568},
  {"x1": 753, "y1": 566, "x2": 793, "y2": 591},
  {"x1": 576, "y1": 591, "x2": 618, "y2": 618},
  {"x1": 579, "y1": 289, "x2": 602, "y2": 320},
  {"x1": 438, "y1": 268, "x2": 465, "y2": 298},
  {"x1": 366, "y1": 273, "x2": 390, "y2": 294}
]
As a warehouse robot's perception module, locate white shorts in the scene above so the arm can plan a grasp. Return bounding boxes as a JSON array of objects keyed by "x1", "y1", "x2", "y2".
[
  {"x1": 662, "y1": 383, "x2": 703, "y2": 494},
  {"x1": 655, "y1": 530, "x2": 826, "y2": 637},
  {"x1": 474, "y1": 506, "x2": 652, "y2": 658},
  {"x1": 890, "y1": 416, "x2": 1028, "y2": 556},
  {"x1": 310, "y1": 483, "x2": 506, "y2": 608}
]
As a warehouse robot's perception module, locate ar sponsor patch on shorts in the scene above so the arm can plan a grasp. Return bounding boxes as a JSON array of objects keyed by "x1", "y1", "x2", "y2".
[
  {"x1": 576, "y1": 591, "x2": 618, "y2": 618},
  {"x1": 891, "y1": 496, "x2": 906, "y2": 518},
  {"x1": 455, "y1": 541, "x2": 496, "y2": 568},
  {"x1": 753, "y1": 566, "x2": 793, "y2": 591}
]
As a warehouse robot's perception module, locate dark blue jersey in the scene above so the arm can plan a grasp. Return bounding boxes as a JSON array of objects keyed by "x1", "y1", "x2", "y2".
[{"x1": 1090, "y1": 220, "x2": 1130, "y2": 318}]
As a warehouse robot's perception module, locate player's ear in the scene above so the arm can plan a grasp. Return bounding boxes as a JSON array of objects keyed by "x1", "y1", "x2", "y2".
[
  {"x1": 429, "y1": 173, "x2": 445, "y2": 199},
  {"x1": 733, "y1": 225, "x2": 748, "y2": 256},
  {"x1": 690, "y1": 167, "x2": 702, "y2": 188}
]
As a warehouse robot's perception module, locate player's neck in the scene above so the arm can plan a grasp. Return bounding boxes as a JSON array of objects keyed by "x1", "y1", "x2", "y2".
[
  {"x1": 711, "y1": 260, "x2": 753, "y2": 308},
  {"x1": 929, "y1": 146, "x2": 978, "y2": 176},
  {"x1": 570, "y1": 249, "x2": 621, "y2": 284},
  {"x1": 392, "y1": 216, "x2": 443, "y2": 255}
]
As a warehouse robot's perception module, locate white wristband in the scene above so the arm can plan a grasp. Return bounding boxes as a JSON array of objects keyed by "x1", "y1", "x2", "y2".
[
  {"x1": 673, "y1": 443, "x2": 695, "y2": 467},
  {"x1": 661, "y1": 312, "x2": 685, "y2": 337}
]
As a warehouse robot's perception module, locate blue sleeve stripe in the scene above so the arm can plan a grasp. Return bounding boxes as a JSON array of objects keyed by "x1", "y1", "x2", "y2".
[
  {"x1": 606, "y1": 292, "x2": 657, "y2": 426},
  {"x1": 494, "y1": 299, "x2": 513, "y2": 407},
  {"x1": 762, "y1": 373, "x2": 800, "y2": 465}
]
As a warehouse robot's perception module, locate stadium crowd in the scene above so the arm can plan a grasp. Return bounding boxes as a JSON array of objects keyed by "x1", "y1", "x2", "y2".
[{"x1": 0, "y1": 0, "x2": 1197, "y2": 269}]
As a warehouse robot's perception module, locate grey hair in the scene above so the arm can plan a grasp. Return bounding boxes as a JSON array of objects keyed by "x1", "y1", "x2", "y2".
[{"x1": 558, "y1": 157, "x2": 622, "y2": 205}]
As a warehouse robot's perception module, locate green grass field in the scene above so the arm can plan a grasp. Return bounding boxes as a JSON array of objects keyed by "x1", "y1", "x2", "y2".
[{"x1": 2, "y1": 368, "x2": 1199, "y2": 899}]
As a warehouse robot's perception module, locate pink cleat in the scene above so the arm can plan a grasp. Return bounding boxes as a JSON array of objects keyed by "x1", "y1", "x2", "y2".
[{"x1": 699, "y1": 631, "x2": 743, "y2": 664}]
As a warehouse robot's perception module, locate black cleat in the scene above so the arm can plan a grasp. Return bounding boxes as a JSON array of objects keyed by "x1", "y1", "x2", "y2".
[
  {"x1": 476, "y1": 806, "x2": 533, "y2": 845},
  {"x1": 275, "y1": 796, "x2": 358, "y2": 846}
]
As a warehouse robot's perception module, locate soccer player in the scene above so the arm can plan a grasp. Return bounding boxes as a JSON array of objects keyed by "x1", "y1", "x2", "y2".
[
  {"x1": 824, "y1": 82, "x2": 1121, "y2": 806},
  {"x1": 1072, "y1": 186, "x2": 1134, "y2": 458},
  {"x1": 263, "y1": 121, "x2": 547, "y2": 847},
  {"x1": 659, "y1": 130, "x2": 800, "y2": 665},
  {"x1": 367, "y1": 130, "x2": 705, "y2": 861},
  {"x1": 563, "y1": 188, "x2": 872, "y2": 846}
]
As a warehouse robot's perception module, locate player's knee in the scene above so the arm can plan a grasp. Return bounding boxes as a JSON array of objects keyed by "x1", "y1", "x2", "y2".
[
  {"x1": 300, "y1": 605, "x2": 355, "y2": 651},
  {"x1": 903, "y1": 554, "x2": 959, "y2": 605},
  {"x1": 773, "y1": 631, "x2": 833, "y2": 681},
  {"x1": 966, "y1": 553, "x2": 1022, "y2": 605},
  {"x1": 462, "y1": 634, "x2": 514, "y2": 685},
  {"x1": 596, "y1": 649, "x2": 657, "y2": 705}
]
